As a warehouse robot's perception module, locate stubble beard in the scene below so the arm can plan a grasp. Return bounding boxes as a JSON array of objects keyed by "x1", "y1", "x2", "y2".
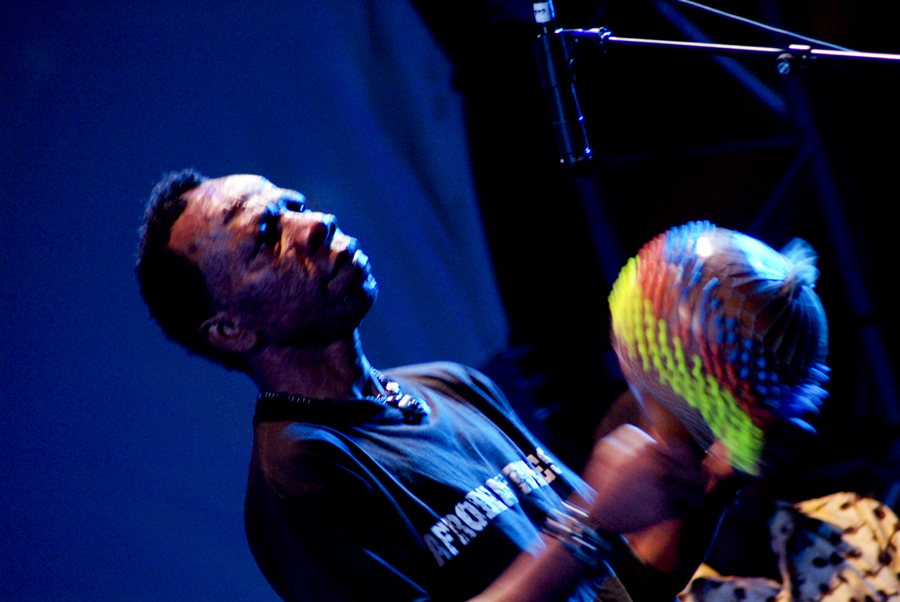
[{"x1": 242, "y1": 269, "x2": 378, "y2": 349}]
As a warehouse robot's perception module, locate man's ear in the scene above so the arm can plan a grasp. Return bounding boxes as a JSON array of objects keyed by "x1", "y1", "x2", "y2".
[{"x1": 200, "y1": 312, "x2": 258, "y2": 353}]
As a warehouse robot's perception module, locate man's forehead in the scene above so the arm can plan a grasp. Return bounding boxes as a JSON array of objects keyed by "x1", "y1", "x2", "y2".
[
  {"x1": 189, "y1": 175, "x2": 309, "y2": 217},
  {"x1": 169, "y1": 175, "x2": 272, "y2": 257},
  {"x1": 196, "y1": 174, "x2": 275, "y2": 204}
]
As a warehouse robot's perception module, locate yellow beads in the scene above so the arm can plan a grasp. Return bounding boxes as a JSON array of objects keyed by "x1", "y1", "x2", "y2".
[{"x1": 610, "y1": 262, "x2": 765, "y2": 475}]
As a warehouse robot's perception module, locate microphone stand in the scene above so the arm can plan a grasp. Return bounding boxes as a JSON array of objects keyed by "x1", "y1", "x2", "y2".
[
  {"x1": 534, "y1": 1, "x2": 900, "y2": 427},
  {"x1": 535, "y1": 0, "x2": 900, "y2": 172}
]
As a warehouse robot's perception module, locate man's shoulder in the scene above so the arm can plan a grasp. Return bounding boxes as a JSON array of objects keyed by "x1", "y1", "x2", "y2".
[
  {"x1": 251, "y1": 421, "x2": 356, "y2": 476},
  {"x1": 385, "y1": 361, "x2": 480, "y2": 384},
  {"x1": 385, "y1": 361, "x2": 514, "y2": 414}
]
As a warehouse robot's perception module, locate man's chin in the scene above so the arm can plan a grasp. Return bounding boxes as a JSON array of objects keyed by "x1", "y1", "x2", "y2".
[{"x1": 285, "y1": 292, "x2": 376, "y2": 346}]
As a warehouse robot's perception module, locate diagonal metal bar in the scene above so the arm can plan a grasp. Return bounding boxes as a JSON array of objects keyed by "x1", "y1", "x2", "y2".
[
  {"x1": 762, "y1": 0, "x2": 900, "y2": 425},
  {"x1": 747, "y1": 143, "x2": 810, "y2": 236},
  {"x1": 653, "y1": 0, "x2": 789, "y2": 118},
  {"x1": 658, "y1": 0, "x2": 851, "y2": 51}
]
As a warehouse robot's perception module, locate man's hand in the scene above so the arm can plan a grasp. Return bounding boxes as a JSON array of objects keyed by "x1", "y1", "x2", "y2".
[{"x1": 581, "y1": 424, "x2": 707, "y2": 533}]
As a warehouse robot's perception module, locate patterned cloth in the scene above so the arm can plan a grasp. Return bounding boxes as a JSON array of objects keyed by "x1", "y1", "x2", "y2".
[{"x1": 680, "y1": 492, "x2": 900, "y2": 602}]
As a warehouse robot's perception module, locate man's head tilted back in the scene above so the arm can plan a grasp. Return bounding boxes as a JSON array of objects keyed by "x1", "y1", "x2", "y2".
[
  {"x1": 608, "y1": 222, "x2": 829, "y2": 475},
  {"x1": 136, "y1": 171, "x2": 377, "y2": 372}
]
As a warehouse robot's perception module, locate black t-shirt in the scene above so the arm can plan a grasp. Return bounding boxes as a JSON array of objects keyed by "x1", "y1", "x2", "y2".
[{"x1": 244, "y1": 362, "x2": 612, "y2": 601}]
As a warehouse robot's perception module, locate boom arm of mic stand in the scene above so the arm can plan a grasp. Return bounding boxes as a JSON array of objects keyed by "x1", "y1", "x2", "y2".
[{"x1": 560, "y1": 28, "x2": 900, "y2": 75}]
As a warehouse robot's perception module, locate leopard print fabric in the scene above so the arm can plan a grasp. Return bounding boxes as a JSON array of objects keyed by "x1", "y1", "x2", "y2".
[{"x1": 680, "y1": 492, "x2": 900, "y2": 602}]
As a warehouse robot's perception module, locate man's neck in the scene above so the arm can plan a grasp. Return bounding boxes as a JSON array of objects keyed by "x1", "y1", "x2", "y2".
[{"x1": 247, "y1": 330, "x2": 380, "y2": 400}]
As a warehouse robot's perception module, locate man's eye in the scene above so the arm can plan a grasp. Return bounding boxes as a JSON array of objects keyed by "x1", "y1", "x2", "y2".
[
  {"x1": 284, "y1": 198, "x2": 306, "y2": 213},
  {"x1": 251, "y1": 203, "x2": 282, "y2": 258}
]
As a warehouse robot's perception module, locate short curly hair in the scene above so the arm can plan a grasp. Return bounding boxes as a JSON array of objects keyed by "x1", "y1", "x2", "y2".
[{"x1": 136, "y1": 169, "x2": 247, "y2": 372}]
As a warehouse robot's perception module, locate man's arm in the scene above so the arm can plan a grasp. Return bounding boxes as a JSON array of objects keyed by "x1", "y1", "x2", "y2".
[
  {"x1": 470, "y1": 424, "x2": 727, "y2": 602},
  {"x1": 394, "y1": 363, "x2": 725, "y2": 601}
]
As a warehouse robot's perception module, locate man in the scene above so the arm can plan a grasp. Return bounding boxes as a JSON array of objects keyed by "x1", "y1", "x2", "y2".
[{"x1": 136, "y1": 172, "x2": 797, "y2": 601}]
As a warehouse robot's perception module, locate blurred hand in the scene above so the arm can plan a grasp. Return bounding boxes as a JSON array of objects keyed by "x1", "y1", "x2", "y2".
[{"x1": 581, "y1": 424, "x2": 707, "y2": 533}]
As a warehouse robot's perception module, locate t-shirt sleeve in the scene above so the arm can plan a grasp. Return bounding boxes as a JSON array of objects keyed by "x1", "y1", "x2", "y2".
[
  {"x1": 245, "y1": 429, "x2": 438, "y2": 602},
  {"x1": 387, "y1": 361, "x2": 517, "y2": 416}
]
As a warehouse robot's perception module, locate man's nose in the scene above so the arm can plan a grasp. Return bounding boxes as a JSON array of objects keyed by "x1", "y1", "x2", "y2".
[{"x1": 290, "y1": 213, "x2": 337, "y2": 256}]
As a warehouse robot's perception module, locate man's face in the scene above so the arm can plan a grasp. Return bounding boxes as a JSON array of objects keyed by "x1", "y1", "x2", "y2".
[{"x1": 168, "y1": 174, "x2": 377, "y2": 346}]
